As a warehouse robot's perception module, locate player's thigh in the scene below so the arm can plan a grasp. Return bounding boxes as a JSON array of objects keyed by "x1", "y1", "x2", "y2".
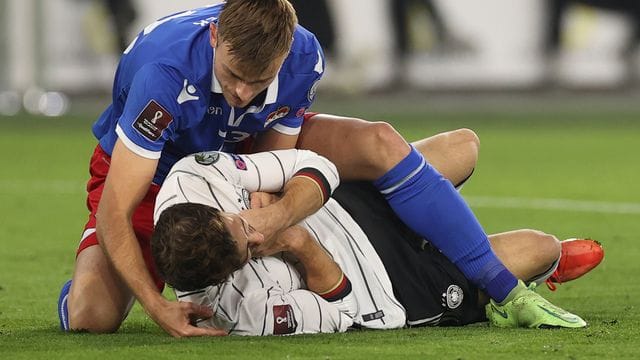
[
  {"x1": 489, "y1": 229, "x2": 561, "y2": 281},
  {"x1": 68, "y1": 245, "x2": 134, "y2": 332},
  {"x1": 411, "y1": 129, "x2": 479, "y2": 185},
  {"x1": 298, "y1": 114, "x2": 409, "y2": 180}
]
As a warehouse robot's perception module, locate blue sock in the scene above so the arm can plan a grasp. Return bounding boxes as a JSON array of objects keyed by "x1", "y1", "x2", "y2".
[
  {"x1": 373, "y1": 146, "x2": 518, "y2": 302},
  {"x1": 58, "y1": 280, "x2": 72, "y2": 331}
]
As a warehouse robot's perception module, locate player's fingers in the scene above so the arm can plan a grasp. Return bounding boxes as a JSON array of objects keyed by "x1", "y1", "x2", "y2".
[
  {"x1": 185, "y1": 325, "x2": 228, "y2": 337},
  {"x1": 250, "y1": 192, "x2": 264, "y2": 209},
  {"x1": 182, "y1": 301, "x2": 213, "y2": 318}
]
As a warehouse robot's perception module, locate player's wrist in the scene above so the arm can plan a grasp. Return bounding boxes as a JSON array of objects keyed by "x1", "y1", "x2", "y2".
[{"x1": 139, "y1": 290, "x2": 168, "y2": 317}]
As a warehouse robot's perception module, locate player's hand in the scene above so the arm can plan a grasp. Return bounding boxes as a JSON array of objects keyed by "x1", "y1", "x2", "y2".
[
  {"x1": 149, "y1": 299, "x2": 227, "y2": 338},
  {"x1": 252, "y1": 225, "x2": 309, "y2": 257},
  {"x1": 240, "y1": 204, "x2": 285, "y2": 241},
  {"x1": 249, "y1": 192, "x2": 280, "y2": 209}
]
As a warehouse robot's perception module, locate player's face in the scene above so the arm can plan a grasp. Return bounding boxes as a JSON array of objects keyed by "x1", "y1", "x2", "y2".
[
  {"x1": 222, "y1": 213, "x2": 264, "y2": 264},
  {"x1": 210, "y1": 24, "x2": 285, "y2": 108},
  {"x1": 213, "y1": 41, "x2": 285, "y2": 108}
]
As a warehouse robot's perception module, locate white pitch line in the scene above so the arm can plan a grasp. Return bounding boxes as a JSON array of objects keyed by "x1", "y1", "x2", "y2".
[
  {"x1": 466, "y1": 195, "x2": 640, "y2": 215},
  {"x1": 2, "y1": 180, "x2": 639, "y2": 215}
]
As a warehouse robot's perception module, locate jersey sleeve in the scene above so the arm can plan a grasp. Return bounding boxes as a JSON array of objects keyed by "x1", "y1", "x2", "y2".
[
  {"x1": 175, "y1": 149, "x2": 338, "y2": 194},
  {"x1": 269, "y1": 50, "x2": 324, "y2": 136},
  {"x1": 114, "y1": 63, "x2": 185, "y2": 159},
  {"x1": 181, "y1": 287, "x2": 353, "y2": 336},
  {"x1": 230, "y1": 288, "x2": 353, "y2": 336}
]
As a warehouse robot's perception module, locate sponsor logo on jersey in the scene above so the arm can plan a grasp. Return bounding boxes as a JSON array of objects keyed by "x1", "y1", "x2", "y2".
[
  {"x1": 194, "y1": 151, "x2": 220, "y2": 165},
  {"x1": 207, "y1": 106, "x2": 223, "y2": 115},
  {"x1": 264, "y1": 106, "x2": 290, "y2": 127},
  {"x1": 445, "y1": 284, "x2": 463, "y2": 309},
  {"x1": 132, "y1": 100, "x2": 173, "y2": 141},
  {"x1": 272, "y1": 304, "x2": 297, "y2": 335},
  {"x1": 230, "y1": 154, "x2": 247, "y2": 170},
  {"x1": 307, "y1": 80, "x2": 320, "y2": 102},
  {"x1": 177, "y1": 79, "x2": 200, "y2": 104}
]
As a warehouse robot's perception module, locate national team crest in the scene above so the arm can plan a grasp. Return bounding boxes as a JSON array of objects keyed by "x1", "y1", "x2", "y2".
[
  {"x1": 240, "y1": 189, "x2": 251, "y2": 209},
  {"x1": 445, "y1": 285, "x2": 463, "y2": 309},
  {"x1": 194, "y1": 152, "x2": 220, "y2": 165},
  {"x1": 265, "y1": 106, "x2": 290, "y2": 127}
]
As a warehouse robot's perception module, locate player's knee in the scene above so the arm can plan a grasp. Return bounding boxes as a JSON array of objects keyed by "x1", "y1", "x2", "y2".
[
  {"x1": 68, "y1": 291, "x2": 124, "y2": 333},
  {"x1": 526, "y1": 229, "x2": 561, "y2": 266},
  {"x1": 451, "y1": 128, "x2": 480, "y2": 170},
  {"x1": 360, "y1": 121, "x2": 410, "y2": 173}
]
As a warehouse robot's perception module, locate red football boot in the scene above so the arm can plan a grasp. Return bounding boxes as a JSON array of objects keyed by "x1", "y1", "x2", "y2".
[{"x1": 546, "y1": 239, "x2": 604, "y2": 291}]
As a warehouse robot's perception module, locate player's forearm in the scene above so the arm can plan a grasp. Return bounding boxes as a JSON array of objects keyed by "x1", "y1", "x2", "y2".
[
  {"x1": 96, "y1": 212, "x2": 165, "y2": 312},
  {"x1": 286, "y1": 229, "x2": 343, "y2": 295},
  {"x1": 272, "y1": 176, "x2": 325, "y2": 229}
]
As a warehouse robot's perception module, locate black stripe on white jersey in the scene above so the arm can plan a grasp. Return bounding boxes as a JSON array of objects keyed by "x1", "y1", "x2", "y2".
[
  {"x1": 267, "y1": 151, "x2": 286, "y2": 192},
  {"x1": 155, "y1": 194, "x2": 177, "y2": 216},
  {"x1": 320, "y1": 206, "x2": 386, "y2": 325},
  {"x1": 321, "y1": 207, "x2": 405, "y2": 320},
  {"x1": 176, "y1": 176, "x2": 189, "y2": 202},
  {"x1": 247, "y1": 261, "x2": 265, "y2": 288},
  {"x1": 259, "y1": 258, "x2": 270, "y2": 273},
  {"x1": 288, "y1": 292, "x2": 307, "y2": 332},
  {"x1": 312, "y1": 293, "x2": 323, "y2": 332},
  {"x1": 304, "y1": 220, "x2": 335, "y2": 261},
  {"x1": 205, "y1": 180, "x2": 225, "y2": 211},
  {"x1": 176, "y1": 289, "x2": 206, "y2": 299},
  {"x1": 245, "y1": 156, "x2": 262, "y2": 191},
  {"x1": 216, "y1": 302, "x2": 233, "y2": 323},
  {"x1": 166, "y1": 169, "x2": 225, "y2": 210},
  {"x1": 279, "y1": 253, "x2": 294, "y2": 292},
  {"x1": 261, "y1": 287, "x2": 274, "y2": 336},
  {"x1": 231, "y1": 283, "x2": 245, "y2": 298}
]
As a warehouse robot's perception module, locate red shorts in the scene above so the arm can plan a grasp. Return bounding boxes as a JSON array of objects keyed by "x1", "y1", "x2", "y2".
[{"x1": 77, "y1": 145, "x2": 164, "y2": 291}]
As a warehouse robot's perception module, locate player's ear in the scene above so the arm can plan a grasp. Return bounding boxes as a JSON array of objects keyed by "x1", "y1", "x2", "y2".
[{"x1": 209, "y1": 23, "x2": 218, "y2": 48}]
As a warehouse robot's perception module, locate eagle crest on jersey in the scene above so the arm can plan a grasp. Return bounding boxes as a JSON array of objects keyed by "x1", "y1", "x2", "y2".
[{"x1": 194, "y1": 152, "x2": 220, "y2": 166}]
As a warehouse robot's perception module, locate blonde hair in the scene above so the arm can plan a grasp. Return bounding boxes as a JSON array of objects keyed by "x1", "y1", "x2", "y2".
[{"x1": 218, "y1": 0, "x2": 297, "y2": 76}]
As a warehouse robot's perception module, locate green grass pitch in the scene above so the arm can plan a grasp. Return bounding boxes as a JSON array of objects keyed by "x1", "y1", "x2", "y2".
[{"x1": 1, "y1": 96, "x2": 639, "y2": 359}]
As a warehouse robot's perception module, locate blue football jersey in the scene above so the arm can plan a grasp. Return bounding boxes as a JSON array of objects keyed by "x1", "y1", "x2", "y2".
[{"x1": 92, "y1": 3, "x2": 324, "y2": 184}]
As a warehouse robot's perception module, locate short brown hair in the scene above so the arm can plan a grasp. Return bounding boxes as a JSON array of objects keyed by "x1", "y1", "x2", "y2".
[
  {"x1": 151, "y1": 203, "x2": 245, "y2": 291},
  {"x1": 218, "y1": 0, "x2": 297, "y2": 76}
]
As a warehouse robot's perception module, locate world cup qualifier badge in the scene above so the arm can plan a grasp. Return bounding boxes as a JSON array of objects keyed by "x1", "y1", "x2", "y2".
[
  {"x1": 194, "y1": 152, "x2": 220, "y2": 165},
  {"x1": 272, "y1": 304, "x2": 297, "y2": 335}
]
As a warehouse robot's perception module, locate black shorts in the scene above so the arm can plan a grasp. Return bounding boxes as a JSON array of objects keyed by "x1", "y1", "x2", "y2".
[{"x1": 332, "y1": 181, "x2": 486, "y2": 327}]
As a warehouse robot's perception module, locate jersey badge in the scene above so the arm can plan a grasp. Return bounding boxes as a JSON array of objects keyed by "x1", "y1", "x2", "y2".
[
  {"x1": 295, "y1": 107, "x2": 306, "y2": 118},
  {"x1": 307, "y1": 79, "x2": 320, "y2": 102},
  {"x1": 265, "y1": 106, "x2": 290, "y2": 127},
  {"x1": 238, "y1": 188, "x2": 251, "y2": 209},
  {"x1": 132, "y1": 100, "x2": 173, "y2": 142},
  {"x1": 272, "y1": 304, "x2": 297, "y2": 335},
  {"x1": 194, "y1": 152, "x2": 220, "y2": 165},
  {"x1": 230, "y1": 154, "x2": 247, "y2": 170},
  {"x1": 444, "y1": 284, "x2": 463, "y2": 309},
  {"x1": 177, "y1": 79, "x2": 200, "y2": 104}
]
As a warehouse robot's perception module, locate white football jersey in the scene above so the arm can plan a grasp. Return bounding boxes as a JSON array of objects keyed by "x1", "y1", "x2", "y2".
[{"x1": 154, "y1": 149, "x2": 406, "y2": 335}]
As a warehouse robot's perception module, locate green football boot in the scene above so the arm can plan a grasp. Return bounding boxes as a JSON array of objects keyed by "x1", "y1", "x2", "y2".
[{"x1": 486, "y1": 280, "x2": 587, "y2": 329}]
